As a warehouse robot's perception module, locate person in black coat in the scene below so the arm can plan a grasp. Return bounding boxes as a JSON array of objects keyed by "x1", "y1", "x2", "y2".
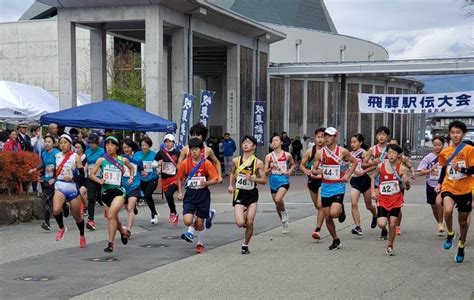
[{"x1": 16, "y1": 122, "x2": 32, "y2": 152}]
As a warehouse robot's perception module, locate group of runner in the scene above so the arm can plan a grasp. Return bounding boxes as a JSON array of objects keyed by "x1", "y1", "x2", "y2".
[{"x1": 31, "y1": 120, "x2": 473, "y2": 263}]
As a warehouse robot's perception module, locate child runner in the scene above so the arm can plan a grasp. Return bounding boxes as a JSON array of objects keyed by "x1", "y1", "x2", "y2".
[
  {"x1": 370, "y1": 144, "x2": 409, "y2": 256},
  {"x1": 349, "y1": 133, "x2": 377, "y2": 235},
  {"x1": 416, "y1": 136, "x2": 445, "y2": 235},
  {"x1": 177, "y1": 138, "x2": 219, "y2": 254},
  {"x1": 264, "y1": 134, "x2": 296, "y2": 234},
  {"x1": 299, "y1": 127, "x2": 326, "y2": 239},
  {"x1": 436, "y1": 121, "x2": 474, "y2": 263},
  {"x1": 228, "y1": 135, "x2": 267, "y2": 254},
  {"x1": 90, "y1": 136, "x2": 135, "y2": 253},
  {"x1": 155, "y1": 134, "x2": 180, "y2": 226},
  {"x1": 85, "y1": 133, "x2": 104, "y2": 231},
  {"x1": 311, "y1": 127, "x2": 357, "y2": 250}
]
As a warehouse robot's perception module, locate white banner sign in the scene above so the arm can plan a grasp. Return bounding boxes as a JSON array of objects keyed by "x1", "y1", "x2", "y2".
[{"x1": 358, "y1": 91, "x2": 474, "y2": 114}]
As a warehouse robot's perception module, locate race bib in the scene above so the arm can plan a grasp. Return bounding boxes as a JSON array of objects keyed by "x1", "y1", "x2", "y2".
[
  {"x1": 88, "y1": 165, "x2": 102, "y2": 177},
  {"x1": 271, "y1": 161, "x2": 287, "y2": 175},
  {"x1": 447, "y1": 161, "x2": 467, "y2": 180},
  {"x1": 429, "y1": 166, "x2": 442, "y2": 181},
  {"x1": 236, "y1": 174, "x2": 255, "y2": 190},
  {"x1": 380, "y1": 180, "x2": 400, "y2": 196},
  {"x1": 162, "y1": 162, "x2": 177, "y2": 175},
  {"x1": 354, "y1": 159, "x2": 364, "y2": 175},
  {"x1": 123, "y1": 163, "x2": 137, "y2": 178},
  {"x1": 103, "y1": 165, "x2": 122, "y2": 186},
  {"x1": 45, "y1": 164, "x2": 55, "y2": 178},
  {"x1": 322, "y1": 165, "x2": 340, "y2": 180},
  {"x1": 58, "y1": 164, "x2": 73, "y2": 180},
  {"x1": 186, "y1": 176, "x2": 206, "y2": 189},
  {"x1": 143, "y1": 161, "x2": 153, "y2": 173}
]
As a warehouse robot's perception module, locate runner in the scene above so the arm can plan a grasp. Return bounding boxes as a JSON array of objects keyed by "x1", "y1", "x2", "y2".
[
  {"x1": 228, "y1": 135, "x2": 267, "y2": 254},
  {"x1": 362, "y1": 126, "x2": 390, "y2": 240},
  {"x1": 90, "y1": 136, "x2": 135, "y2": 253},
  {"x1": 134, "y1": 136, "x2": 159, "y2": 224},
  {"x1": 52, "y1": 134, "x2": 87, "y2": 248},
  {"x1": 28, "y1": 135, "x2": 60, "y2": 231},
  {"x1": 121, "y1": 138, "x2": 142, "y2": 232},
  {"x1": 299, "y1": 127, "x2": 325, "y2": 240},
  {"x1": 155, "y1": 134, "x2": 181, "y2": 227},
  {"x1": 416, "y1": 136, "x2": 445, "y2": 235},
  {"x1": 436, "y1": 121, "x2": 474, "y2": 263},
  {"x1": 178, "y1": 123, "x2": 221, "y2": 242},
  {"x1": 264, "y1": 134, "x2": 296, "y2": 234},
  {"x1": 311, "y1": 127, "x2": 357, "y2": 250},
  {"x1": 349, "y1": 133, "x2": 377, "y2": 235},
  {"x1": 370, "y1": 144, "x2": 409, "y2": 256},
  {"x1": 177, "y1": 138, "x2": 219, "y2": 253},
  {"x1": 84, "y1": 133, "x2": 104, "y2": 231},
  {"x1": 73, "y1": 140, "x2": 88, "y2": 216}
]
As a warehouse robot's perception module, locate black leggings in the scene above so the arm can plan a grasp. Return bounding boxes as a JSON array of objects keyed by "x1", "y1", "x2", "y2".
[
  {"x1": 165, "y1": 184, "x2": 178, "y2": 214},
  {"x1": 40, "y1": 182, "x2": 54, "y2": 224},
  {"x1": 87, "y1": 180, "x2": 102, "y2": 221},
  {"x1": 140, "y1": 180, "x2": 158, "y2": 217}
]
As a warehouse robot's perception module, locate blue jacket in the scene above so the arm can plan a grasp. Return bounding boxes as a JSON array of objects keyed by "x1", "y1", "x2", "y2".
[{"x1": 223, "y1": 138, "x2": 236, "y2": 157}]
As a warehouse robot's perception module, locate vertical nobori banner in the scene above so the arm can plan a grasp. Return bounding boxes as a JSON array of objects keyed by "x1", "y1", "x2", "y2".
[
  {"x1": 253, "y1": 101, "x2": 265, "y2": 146},
  {"x1": 178, "y1": 93, "x2": 195, "y2": 146},
  {"x1": 199, "y1": 90, "x2": 216, "y2": 127}
]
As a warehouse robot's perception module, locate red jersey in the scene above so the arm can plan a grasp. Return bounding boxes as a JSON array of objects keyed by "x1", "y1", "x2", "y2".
[
  {"x1": 378, "y1": 162, "x2": 404, "y2": 210},
  {"x1": 321, "y1": 146, "x2": 344, "y2": 183}
]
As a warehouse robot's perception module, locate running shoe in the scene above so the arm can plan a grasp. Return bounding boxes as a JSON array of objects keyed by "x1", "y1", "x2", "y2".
[
  {"x1": 437, "y1": 223, "x2": 445, "y2": 236},
  {"x1": 443, "y1": 233, "x2": 455, "y2": 250},
  {"x1": 120, "y1": 228, "x2": 129, "y2": 245},
  {"x1": 86, "y1": 220, "x2": 96, "y2": 231},
  {"x1": 195, "y1": 244, "x2": 205, "y2": 254},
  {"x1": 168, "y1": 213, "x2": 175, "y2": 223},
  {"x1": 55, "y1": 227, "x2": 67, "y2": 241},
  {"x1": 171, "y1": 214, "x2": 179, "y2": 227},
  {"x1": 41, "y1": 222, "x2": 51, "y2": 231},
  {"x1": 181, "y1": 231, "x2": 194, "y2": 243},
  {"x1": 205, "y1": 209, "x2": 216, "y2": 229},
  {"x1": 455, "y1": 246, "x2": 465, "y2": 263},
  {"x1": 351, "y1": 226, "x2": 363, "y2": 235},
  {"x1": 386, "y1": 246, "x2": 395, "y2": 256},
  {"x1": 241, "y1": 245, "x2": 250, "y2": 255},
  {"x1": 133, "y1": 205, "x2": 138, "y2": 215},
  {"x1": 328, "y1": 238, "x2": 341, "y2": 250},
  {"x1": 79, "y1": 236, "x2": 87, "y2": 248},
  {"x1": 63, "y1": 203, "x2": 69, "y2": 218},
  {"x1": 311, "y1": 230, "x2": 321, "y2": 240},
  {"x1": 151, "y1": 214, "x2": 159, "y2": 225},
  {"x1": 338, "y1": 208, "x2": 346, "y2": 223},
  {"x1": 396, "y1": 226, "x2": 402, "y2": 235},
  {"x1": 281, "y1": 210, "x2": 289, "y2": 224},
  {"x1": 379, "y1": 228, "x2": 388, "y2": 240},
  {"x1": 104, "y1": 242, "x2": 114, "y2": 253},
  {"x1": 282, "y1": 221, "x2": 289, "y2": 234},
  {"x1": 370, "y1": 216, "x2": 377, "y2": 229}
]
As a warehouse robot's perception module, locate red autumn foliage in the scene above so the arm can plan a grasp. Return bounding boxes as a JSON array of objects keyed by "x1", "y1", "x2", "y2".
[{"x1": 0, "y1": 151, "x2": 41, "y2": 193}]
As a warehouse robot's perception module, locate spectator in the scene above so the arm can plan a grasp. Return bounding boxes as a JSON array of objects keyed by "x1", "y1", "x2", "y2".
[
  {"x1": 69, "y1": 128, "x2": 79, "y2": 141},
  {"x1": 57, "y1": 125, "x2": 66, "y2": 136},
  {"x1": 307, "y1": 138, "x2": 315, "y2": 150},
  {"x1": 3, "y1": 130, "x2": 22, "y2": 152},
  {"x1": 16, "y1": 122, "x2": 32, "y2": 151},
  {"x1": 291, "y1": 136, "x2": 303, "y2": 163},
  {"x1": 403, "y1": 139, "x2": 412, "y2": 157},
  {"x1": 48, "y1": 123, "x2": 58, "y2": 138},
  {"x1": 30, "y1": 125, "x2": 45, "y2": 155},
  {"x1": 222, "y1": 133, "x2": 236, "y2": 176},
  {"x1": 0, "y1": 129, "x2": 9, "y2": 151},
  {"x1": 281, "y1": 131, "x2": 291, "y2": 152}
]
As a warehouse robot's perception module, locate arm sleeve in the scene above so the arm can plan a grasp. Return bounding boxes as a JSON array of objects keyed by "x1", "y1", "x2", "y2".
[
  {"x1": 73, "y1": 168, "x2": 85, "y2": 183},
  {"x1": 438, "y1": 166, "x2": 447, "y2": 185}
]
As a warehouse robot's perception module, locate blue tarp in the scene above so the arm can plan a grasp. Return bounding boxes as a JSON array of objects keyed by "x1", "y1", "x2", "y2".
[{"x1": 40, "y1": 99, "x2": 176, "y2": 132}]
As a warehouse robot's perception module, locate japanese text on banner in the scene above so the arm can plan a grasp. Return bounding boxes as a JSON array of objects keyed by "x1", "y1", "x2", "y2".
[
  {"x1": 253, "y1": 101, "x2": 265, "y2": 146},
  {"x1": 199, "y1": 90, "x2": 216, "y2": 127},
  {"x1": 178, "y1": 93, "x2": 195, "y2": 146}
]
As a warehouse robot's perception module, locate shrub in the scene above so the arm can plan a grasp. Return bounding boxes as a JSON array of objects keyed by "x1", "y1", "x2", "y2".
[{"x1": 0, "y1": 151, "x2": 41, "y2": 195}]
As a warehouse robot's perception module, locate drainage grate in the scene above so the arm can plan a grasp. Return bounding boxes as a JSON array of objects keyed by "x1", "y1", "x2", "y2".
[
  {"x1": 16, "y1": 276, "x2": 53, "y2": 282},
  {"x1": 213, "y1": 221, "x2": 235, "y2": 225},
  {"x1": 139, "y1": 244, "x2": 168, "y2": 248},
  {"x1": 87, "y1": 257, "x2": 119, "y2": 262},
  {"x1": 163, "y1": 236, "x2": 181, "y2": 240}
]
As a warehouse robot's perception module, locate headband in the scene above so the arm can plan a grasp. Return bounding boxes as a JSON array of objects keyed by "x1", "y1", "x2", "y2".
[{"x1": 59, "y1": 134, "x2": 72, "y2": 144}]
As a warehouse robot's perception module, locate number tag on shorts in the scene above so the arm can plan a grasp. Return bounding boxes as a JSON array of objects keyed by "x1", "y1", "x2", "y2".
[
  {"x1": 123, "y1": 163, "x2": 137, "y2": 178},
  {"x1": 447, "y1": 161, "x2": 467, "y2": 180},
  {"x1": 162, "y1": 162, "x2": 177, "y2": 175},
  {"x1": 236, "y1": 174, "x2": 255, "y2": 190},
  {"x1": 103, "y1": 165, "x2": 122, "y2": 186},
  {"x1": 143, "y1": 161, "x2": 153, "y2": 173},
  {"x1": 429, "y1": 166, "x2": 442, "y2": 181},
  {"x1": 186, "y1": 176, "x2": 206, "y2": 189},
  {"x1": 380, "y1": 180, "x2": 400, "y2": 196},
  {"x1": 45, "y1": 164, "x2": 55, "y2": 178},
  {"x1": 322, "y1": 165, "x2": 340, "y2": 180}
]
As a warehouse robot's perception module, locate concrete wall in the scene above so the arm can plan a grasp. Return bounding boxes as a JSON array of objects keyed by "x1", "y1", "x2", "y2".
[{"x1": 267, "y1": 24, "x2": 389, "y2": 63}]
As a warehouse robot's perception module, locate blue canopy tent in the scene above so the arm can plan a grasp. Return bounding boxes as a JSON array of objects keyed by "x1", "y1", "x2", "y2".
[{"x1": 40, "y1": 99, "x2": 176, "y2": 132}]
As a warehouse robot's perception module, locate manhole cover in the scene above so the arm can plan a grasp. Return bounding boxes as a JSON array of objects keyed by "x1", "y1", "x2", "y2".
[
  {"x1": 16, "y1": 276, "x2": 53, "y2": 282},
  {"x1": 87, "y1": 257, "x2": 119, "y2": 262},
  {"x1": 163, "y1": 236, "x2": 181, "y2": 240},
  {"x1": 139, "y1": 244, "x2": 169, "y2": 248},
  {"x1": 213, "y1": 221, "x2": 235, "y2": 225}
]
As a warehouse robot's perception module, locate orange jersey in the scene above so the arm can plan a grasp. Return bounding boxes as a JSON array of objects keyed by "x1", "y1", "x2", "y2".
[
  {"x1": 438, "y1": 144, "x2": 474, "y2": 195},
  {"x1": 177, "y1": 158, "x2": 219, "y2": 183}
]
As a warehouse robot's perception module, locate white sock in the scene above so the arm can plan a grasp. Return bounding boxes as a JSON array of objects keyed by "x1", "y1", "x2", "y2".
[
  {"x1": 187, "y1": 226, "x2": 195, "y2": 235},
  {"x1": 197, "y1": 227, "x2": 206, "y2": 245}
]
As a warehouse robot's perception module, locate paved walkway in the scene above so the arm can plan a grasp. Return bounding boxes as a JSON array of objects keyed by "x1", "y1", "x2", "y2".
[{"x1": 0, "y1": 176, "x2": 473, "y2": 299}]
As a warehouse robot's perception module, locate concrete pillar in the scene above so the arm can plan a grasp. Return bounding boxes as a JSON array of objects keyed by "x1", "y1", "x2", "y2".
[
  {"x1": 145, "y1": 5, "x2": 164, "y2": 146},
  {"x1": 283, "y1": 78, "x2": 290, "y2": 133},
  {"x1": 323, "y1": 81, "x2": 328, "y2": 128},
  {"x1": 90, "y1": 27, "x2": 107, "y2": 102},
  {"x1": 371, "y1": 85, "x2": 375, "y2": 145},
  {"x1": 171, "y1": 27, "x2": 188, "y2": 125},
  {"x1": 58, "y1": 10, "x2": 77, "y2": 109},
  {"x1": 303, "y1": 79, "x2": 308, "y2": 138},
  {"x1": 226, "y1": 44, "x2": 240, "y2": 140}
]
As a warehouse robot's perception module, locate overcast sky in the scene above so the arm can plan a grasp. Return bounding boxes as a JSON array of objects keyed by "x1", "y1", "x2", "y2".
[{"x1": 0, "y1": 0, "x2": 472, "y2": 60}]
